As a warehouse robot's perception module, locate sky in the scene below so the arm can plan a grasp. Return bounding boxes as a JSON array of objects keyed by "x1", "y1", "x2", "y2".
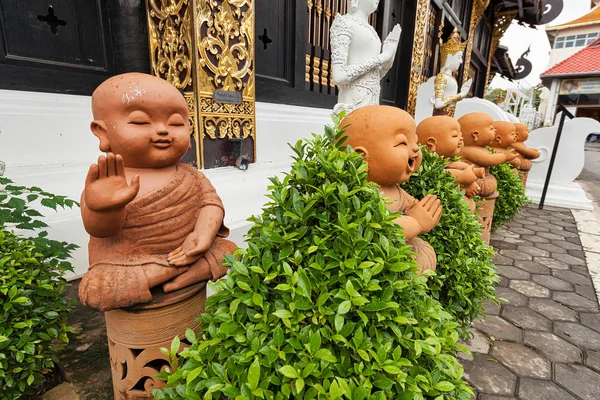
[{"x1": 489, "y1": 0, "x2": 594, "y2": 90}]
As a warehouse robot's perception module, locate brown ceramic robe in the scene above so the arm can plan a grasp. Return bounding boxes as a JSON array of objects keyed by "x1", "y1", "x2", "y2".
[
  {"x1": 78, "y1": 73, "x2": 237, "y2": 312},
  {"x1": 341, "y1": 105, "x2": 442, "y2": 275}
]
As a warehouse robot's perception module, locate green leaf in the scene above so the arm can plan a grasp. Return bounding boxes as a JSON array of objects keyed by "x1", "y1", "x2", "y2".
[
  {"x1": 279, "y1": 365, "x2": 298, "y2": 379},
  {"x1": 273, "y1": 309, "x2": 293, "y2": 319},
  {"x1": 170, "y1": 336, "x2": 180, "y2": 356},
  {"x1": 337, "y1": 300, "x2": 351, "y2": 315},
  {"x1": 247, "y1": 357, "x2": 260, "y2": 390},
  {"x1": 435, "y1": 381, "x2": 455, "y2": 392}
]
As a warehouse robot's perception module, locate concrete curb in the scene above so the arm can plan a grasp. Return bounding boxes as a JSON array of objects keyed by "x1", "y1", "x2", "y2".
[{"x1": 571, "y1": 208, "x2": 600, "y2": 305}]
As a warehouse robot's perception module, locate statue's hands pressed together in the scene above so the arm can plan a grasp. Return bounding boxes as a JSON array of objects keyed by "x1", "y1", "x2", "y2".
[
  {"x1": 84, "y1": 153, "x2": 140, "y2": 212},
  {"x1": 504, "y1": 148, "x2": 519, "y2": 161},
  {"x1": 380, "y1": 24, "x2": 401, "y2": 65},
  {"x1": 405, "y1": 194, "x2": 442, "y2": 234},
  {"x1": 460, "y1": 78, "x2": 473, "y2": 98},
  {"x1": 167, "y1": 232, "x2": 213, "y2": 267}
]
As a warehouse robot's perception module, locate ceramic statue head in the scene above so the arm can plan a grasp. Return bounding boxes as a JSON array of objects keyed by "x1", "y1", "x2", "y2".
[
  {"x1": 347, "y1": 0, "x2": 380, "y2": 14},
  {"x1": 91, "y1": 73, "x2": 191, "y2": 168},
  {"x1": 514, "y1": 122, "x2": 530, "y2": 142},
  {"x1": 458, "y1": 112, "x2": 496, "y2": 147},
  {"x1": 416, "y1": 116, "x2": 463, "y2": 158},
  {"x1": 440, "y1": 28, "x2": 467, "y2": 72},
  {"x1": 492, "y1": 121, "x2": 518, "y2": 148},
  {"x1": 341, "y1": 105, "x2": 421, "y2": 186}
]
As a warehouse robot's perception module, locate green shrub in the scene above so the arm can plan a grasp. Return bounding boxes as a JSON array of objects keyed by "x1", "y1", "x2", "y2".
[
  {"x1": 400, "y1": 149, "x2": 499, "y2": 338},
  {"x1": 489, "y1": 163, "x2": 528, "y2": 231},
  {"x1": 154, "y1": 118, "x2": 473, "y2": 400},
  {"x1": 0, "y1": 177, "x2": 77, "y2": 399}
]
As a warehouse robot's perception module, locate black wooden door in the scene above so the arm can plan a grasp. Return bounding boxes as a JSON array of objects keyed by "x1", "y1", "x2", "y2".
[{"x1": 0, "y1": 0, "x2": 115, "y2": 95}]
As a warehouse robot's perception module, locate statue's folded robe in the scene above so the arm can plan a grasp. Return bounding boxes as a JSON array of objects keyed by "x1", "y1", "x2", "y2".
[{"x1": 79, "y1": 164, "x2": 237, "y2": 312}]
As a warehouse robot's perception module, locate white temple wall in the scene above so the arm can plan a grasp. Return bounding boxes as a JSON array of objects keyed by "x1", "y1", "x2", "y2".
[{"x1": 0, "y1": 89, "x2": 332, "y2": 279}]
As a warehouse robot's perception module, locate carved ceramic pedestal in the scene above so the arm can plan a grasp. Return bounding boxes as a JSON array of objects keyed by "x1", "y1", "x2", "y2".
[
  {"x1": 477, "y1": 192, "x2": 498, "y2": 245},
  {"x1": 519, "y1": 159, "x2": 532, "y2": 188},
  {"x1": 104, "y1": 283, "x2": 207, "y2": 399}
]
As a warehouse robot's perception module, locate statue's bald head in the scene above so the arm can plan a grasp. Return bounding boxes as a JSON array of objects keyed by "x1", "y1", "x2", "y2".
[{"x1": 91, "y1": 73, "x2": 183, "y2": 120}]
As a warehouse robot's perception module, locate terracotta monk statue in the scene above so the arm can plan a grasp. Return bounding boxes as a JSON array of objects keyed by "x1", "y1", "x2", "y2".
[
  {"x1": 79, "y1": 73, "x2": 237, "y2": 312},
  {"x1": 415, "y1": 28, "x2": 472, "y2": 122},
  {"x1": 342, "y1": 105, "x2": 441, "y2": 274},
  {"x1": 416, "y1": 116, "x2": 485, "y2": 212},
  {"x1": 512, "y1": 123, "x2": 540, "y2": 182},
  {"x1": 330, "y1": 0, "x2": 401, "y2": 115},
  {"x1": 491, "y1": 121, "x2": 521, "y2": 169}
]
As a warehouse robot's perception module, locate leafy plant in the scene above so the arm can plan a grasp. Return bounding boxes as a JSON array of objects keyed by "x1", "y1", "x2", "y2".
[
  {"x1": 489, "y1": 162, "x2": 528, "y2": 231},
  {"x1": 400, "y1": 149, "x2": 499, "y2": 338},
  {"x1": 154, "y1": 117, "x2": 473, "y2": 400},
  {"x1": 0, "y1": 177, "x2": 77, "y2": 399}
]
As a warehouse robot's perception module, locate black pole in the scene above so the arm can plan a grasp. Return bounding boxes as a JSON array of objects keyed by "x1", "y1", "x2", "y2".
[{"x1": 539, "y1": 104, "x2": 574, "y2": 209}]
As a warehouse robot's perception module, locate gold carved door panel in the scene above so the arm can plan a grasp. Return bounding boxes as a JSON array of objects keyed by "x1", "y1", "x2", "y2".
[{"x1": 146, "y1": 0, "x2": 256, "y2": 169}]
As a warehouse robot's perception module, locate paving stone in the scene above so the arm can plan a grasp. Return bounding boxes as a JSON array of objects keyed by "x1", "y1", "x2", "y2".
[
  {"x1": 479, "y1": 395, "x2": 517, "y2": 400},
  {"x1": 499, "y1": 250, "x2": 532, "y2": 261},
  {"x1": 580, "y1": 313, "x2": 600, "y2": 333},
  {"x1": 576, "y1": 284, "x2": 599, "y2": 302},
  {"x1": 516, "y1": 245, "x2": 550, "y2": 258},
  {"x1": 493, "y1": 253, "x2": 514, "y2": 266},
  {"x1": 527, "y1": 225, "x2": 551, "y2": 233},
  {"x1": 459, "y1": 329, "x2": 490, "y2": 360},
  {"x1": 497, "y1": 265, "x2": 530, "y2": 280},
  {"x1": 483, "y1": 300, "x2": 501, "y2": 316},
  {"x1": 462, "y1": 353, "x2": 517, "y2": 396},
  {"x1": 491, "y1": 240, "x2": 518, "y2": 250},
  {"x1": 550, "y1": 240, "x2": 582, "y2": 251},
  {"x1": 517, "y1": 378, "x2": 578, "y2": 400},
  {"x1": 538, "y1": 231, "x2": 566, "y2": 241},
  {"x1": 567, "y1": 250, "x2": 586, "y2": 261},
  {"x1": 553, "y1": 270, "x2": 594, "y2": 286},
  {"x1": 490, "y1": 342, "x2": 551, "y2": 379},
  {"x1": 508, "y1": 227, "x2": 535, "y2": 235},
  {"x1": 554, "y1": 364, "x2": 600, "y2": 400},
  {"x1": 554, "y1": 292, "x2": 599, "y2": 312},
  {"x1": 509, "y1": 280, "x2": 550, "y2": 298},
  {"x1": 501, "y1": 306, "x2": 552, "y2": 331},
  {"x1": 539, "y1": 222, "x2": 561, "y2": 231},
  {"x1": 532, "y1": 257, "x2": 569, "y2": 270},
  {"x1": 560, "y1": 229, "x2": 580, "y2": 238},
  {"x1": 531, "y1": 275, "x2": 573, "y2": 291},
  {"x1": 495, "y1": 287, "x2": 528, "y2": 307},
  {"x1": 553, "y1": 252, "x2": 587, "y2": 266},
  {"x1": 529, "y1": 298, "x2": 579, "y2": 321},
  {"x1": 504, "y1": 237, "x2": 529, "y2": 245},
  {"x1": 534, "y1": 243, "x2": 567, "y2": 254},
  {"x1": 566, "y1": 236, "x2": 582, "y2": 245},
  {"x1": 571, "y1": 265, "x2": 591, "y2": 277},
  {"x1": 523, "y1": 331, "x2": 582, "y2": 363},
  {"x1": 513, "y1": 260, "x2": 551, "y2": 275},
  {"x1": 519, "y1": 234, "x2": 549, "y2": 244},
  {"x1": 498, "y1": 276, "x2": 509, "y2": 287},
  {"x1": 555, "y1": 322, "x2": 600, "y2": 350},
  {"x1": 585, "y1": 350, "x2": 600, "y2": 373},
  {"x1": 473, "y1": 316, "x2": 523, "y2": 342}
]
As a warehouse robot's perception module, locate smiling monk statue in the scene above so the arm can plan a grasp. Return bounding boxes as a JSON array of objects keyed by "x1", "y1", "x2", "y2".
[
  {"x1": 416, "y1": 115, "x2": 485, "y2": 213},
  {"x1": 512, "y1": 122, "x2": 540, "y2": 187},
  {"x1": 491, "y1": 121, "x2": 521, "y2": 170},
  {"x1": 341, "y1": 105, "x2": 442, "y2": 275},
  {"x1": 78, "y1": 73, "x2": 237, "y2": 312}
]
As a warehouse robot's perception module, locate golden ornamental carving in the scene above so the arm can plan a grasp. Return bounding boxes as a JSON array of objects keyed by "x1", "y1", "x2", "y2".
[
  {"x1": 407, "y1": 0, "x2": 430, "y2": 116},
  {"x1": 194, "y1": 0, "x2": 255, "y2": 153},
  {"x1": 462, "y1": 0, "x2": 491, "y2": 83},
  {"x1": 146, "y1": 0, "x2": 193, "y2": 89},
  {"x1": 484, "y1": 6, "x2": 517, "y2": 91}
]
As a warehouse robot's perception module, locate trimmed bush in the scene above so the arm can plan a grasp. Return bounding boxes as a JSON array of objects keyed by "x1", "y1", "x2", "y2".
[
  {"x1": 400, "y1": 149, "x2": 498, "y2": 338},
  {"x1": 154, "y1": 119, "x2": 473, "y2": 399},
  {"x1": 0, "y1": 178, "x2": 77, "y2": 399},
  {"x1": 489, "y1": 163, "x2": 528, "y2": 231}
]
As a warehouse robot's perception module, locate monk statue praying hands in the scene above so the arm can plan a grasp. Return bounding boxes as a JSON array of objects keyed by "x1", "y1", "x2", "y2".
[{"x1": 79, "y1": 73, "x2": 237, "y2": 312}]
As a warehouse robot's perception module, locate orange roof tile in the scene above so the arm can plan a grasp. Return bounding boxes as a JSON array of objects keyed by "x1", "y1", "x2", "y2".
[
  {"x1": 541, "y1": 37, "x2": 600, "y2": 77},
  {"x1": 547, "y1": 6, "x2": 600, "y2": 30}
]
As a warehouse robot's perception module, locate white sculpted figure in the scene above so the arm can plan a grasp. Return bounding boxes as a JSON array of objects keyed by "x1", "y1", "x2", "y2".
[
  {"x1": 415, "y1": 29, "x2": 473, "y2": 124},
  {"x1": 330, "y1": 0, "x2": 401, "y2": 115}
]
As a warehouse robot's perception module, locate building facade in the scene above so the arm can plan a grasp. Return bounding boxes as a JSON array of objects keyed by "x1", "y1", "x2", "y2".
[{"x1": 0, "y1": 0, "x2": 549, "y2": 278}]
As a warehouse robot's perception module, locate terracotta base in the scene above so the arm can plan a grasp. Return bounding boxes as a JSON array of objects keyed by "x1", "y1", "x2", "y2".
[
  {"x1": 104, "y1": 282, "x2": 207, "y2": 399},
  {"x1": 477, "y1": 192, "x2": 498, "y2": 245},
  {"x1": 476, "y1": 171, "x2": 497, "y2": 198},
  {"x1": 520, "y1": 170, "x2": 529, "y2": 188}
]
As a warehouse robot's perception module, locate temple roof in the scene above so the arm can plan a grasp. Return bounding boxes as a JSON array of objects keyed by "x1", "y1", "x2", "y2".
[
  {"x1": 546, "y1": 6, "x2": 600, "y2": 31},
  {"x1": 541, "y1": 37, "x2": 600, "y2": 78}
]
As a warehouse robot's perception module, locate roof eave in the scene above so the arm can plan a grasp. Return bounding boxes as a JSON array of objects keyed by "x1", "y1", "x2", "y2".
[{"x1": 540, "y1": 71, "x2": 600, "y2": 79}]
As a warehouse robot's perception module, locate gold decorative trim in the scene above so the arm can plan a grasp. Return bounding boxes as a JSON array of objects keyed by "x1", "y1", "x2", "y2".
[
  {"x1": 194, "y1": 0, "x2": 256, "y2": 165},
  {"x1": 184, "y1": 92, "x2": 201, "y2": 168},
  {"x1": 407, "y1": 0, "x2": 430, "y2": 116},
  {"x1": 462, "y1": 0, "x2": 491, "y2": 83},
  {"x1": 146, "y1": 0, "x2": 193, "y2": 90},
  {"x1": 484, "y1": 6, "x2": 517, "y2": 91}
]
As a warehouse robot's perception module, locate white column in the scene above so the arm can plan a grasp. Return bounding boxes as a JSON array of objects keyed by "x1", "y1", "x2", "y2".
[{"x1": 544, "y1": 79, "x2": 560, "y2": 126}]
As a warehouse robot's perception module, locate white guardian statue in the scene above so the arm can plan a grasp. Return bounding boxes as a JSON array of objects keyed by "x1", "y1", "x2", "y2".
[{"x1": 330, "y1": 0, "x2": 401, "y2": 115}]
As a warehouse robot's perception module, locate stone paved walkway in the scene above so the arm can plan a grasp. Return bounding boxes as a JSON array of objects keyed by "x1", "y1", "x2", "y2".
[{"x1": 460, "y1": 205, "x2": 600, "y2": 400}]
